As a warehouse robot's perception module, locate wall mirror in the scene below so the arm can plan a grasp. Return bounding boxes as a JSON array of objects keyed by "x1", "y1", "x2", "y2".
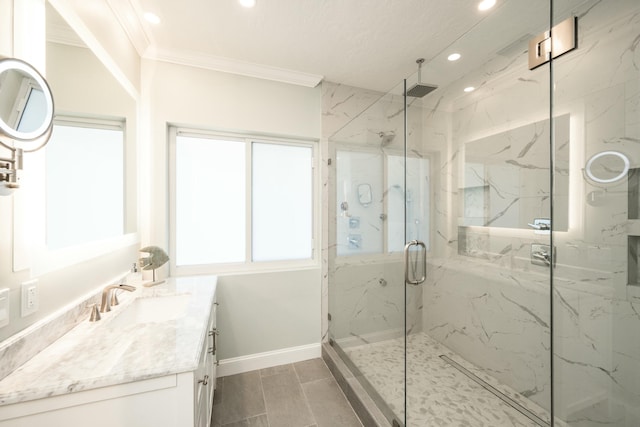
[
  {"x1": 0, "y1": 57, "x2": 54, "y2": 147},
  {"x1": 460, "y1": 114, "x2": 570, "y2": 231},
  {"x1": 45, "y1": 2, "x2": 138, "y2": 243},
  {"x1": 19, "y1": 2, "x2": 140, "y2": 274}
]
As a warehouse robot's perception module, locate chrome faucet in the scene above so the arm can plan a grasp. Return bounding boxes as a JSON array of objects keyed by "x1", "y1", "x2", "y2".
[{"x1": 100, "y1": 284, "x2": 136, "y2": 313}]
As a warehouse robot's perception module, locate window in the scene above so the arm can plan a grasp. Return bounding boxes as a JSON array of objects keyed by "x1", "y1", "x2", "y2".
[
  {"x1": 336, "y1": 148, "x2": 430, "y2": 257},
  {"x1": 171, "y1": 128, "x2": 316, "y2": 273},
  {"x1": 45, "y1": 117, "x2": 125, "y2": 250}
]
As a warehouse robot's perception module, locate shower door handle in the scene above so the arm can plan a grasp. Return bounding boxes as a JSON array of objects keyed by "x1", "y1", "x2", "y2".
[{"x1": 404, "y1": 240, "x2": 426, "y2": 285}]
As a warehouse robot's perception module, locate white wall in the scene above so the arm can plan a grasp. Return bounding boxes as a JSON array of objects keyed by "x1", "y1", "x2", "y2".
[
  {"x1": 0, "y1": 0, "x2": 12, "y2": 57},
  {"x1": 143, "y1": 59, "x2": 322, "y2": 359},
  {"x1": 216, "y1": 269, "x2": 320, "y2": 360}
]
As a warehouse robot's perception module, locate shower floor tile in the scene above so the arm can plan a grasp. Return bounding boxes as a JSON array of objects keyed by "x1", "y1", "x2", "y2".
[{"x1": 344, "y1": 332, "x2": 549, "y2": 427}]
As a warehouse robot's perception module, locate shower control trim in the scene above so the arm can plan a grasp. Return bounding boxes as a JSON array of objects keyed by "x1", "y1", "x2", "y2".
[
  {"x1": 527, "y1": 218, "x2": 550, "y2": 234},
  {"x1": 531, "y1": 244, "x2": 554, "y2": 267}
]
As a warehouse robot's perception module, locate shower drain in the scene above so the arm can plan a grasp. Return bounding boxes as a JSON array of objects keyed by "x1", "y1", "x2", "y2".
[{"x1": 439, "y1": 355, "x2": 550, "y2": 427}]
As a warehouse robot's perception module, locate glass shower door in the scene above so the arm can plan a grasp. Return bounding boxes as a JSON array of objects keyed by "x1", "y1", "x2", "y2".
[
  {"x1": 552, "y1": 1, "x2": 640, "y2": 425},
  {"x1": 406, "y1": 1, "x2": 554, "y2": 425}
]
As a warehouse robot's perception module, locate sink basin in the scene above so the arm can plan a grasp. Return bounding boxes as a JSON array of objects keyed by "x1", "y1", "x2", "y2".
[{"x1": 108, "y1": 294, "x2": 191, "y2": 327}]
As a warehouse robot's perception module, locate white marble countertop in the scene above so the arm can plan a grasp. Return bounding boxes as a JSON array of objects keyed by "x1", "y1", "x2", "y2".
[{"x1": 0, "y1": 275, "x2": 217, "y2": 406}]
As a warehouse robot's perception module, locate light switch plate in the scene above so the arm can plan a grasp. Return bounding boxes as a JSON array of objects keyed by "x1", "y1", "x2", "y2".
[{"x1": 0, "y1": 288, "x2": 9, "y2": 328}]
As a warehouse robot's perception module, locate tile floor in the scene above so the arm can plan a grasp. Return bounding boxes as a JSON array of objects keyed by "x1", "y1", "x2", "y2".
[
  {"x1": 344, "y1": 332, "x2": 549, "y2": 426},
  {"x1": 212, "y1": 358, "x2": 363, "y2": 427}
]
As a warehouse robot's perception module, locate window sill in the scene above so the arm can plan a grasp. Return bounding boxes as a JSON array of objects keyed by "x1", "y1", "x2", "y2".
[{"x1": 172, "y1": 259, "x2": 320, "y2": 277}]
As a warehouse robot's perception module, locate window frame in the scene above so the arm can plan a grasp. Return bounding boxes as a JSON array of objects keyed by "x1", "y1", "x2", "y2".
[{"x1": 168, "y1": 126, "x2": 320, "y2": 276}]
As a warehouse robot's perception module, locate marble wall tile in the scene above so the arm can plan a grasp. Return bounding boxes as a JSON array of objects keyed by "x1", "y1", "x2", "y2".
[
  {"x1": 423, "y1": 257, "x2": 551, "y2": 410},
  {"x1": 323, "y1": 81, "x2": 425, "y2": 348},
  {"x1": 417, "y1": 4, "x2": 640, "y2": 425},
  {"x1": 322, "y1": 81, "x2": 388, "y2": 141},
  {"x1": 330, "y1": 259, "x2": 422, "y2": 346}
]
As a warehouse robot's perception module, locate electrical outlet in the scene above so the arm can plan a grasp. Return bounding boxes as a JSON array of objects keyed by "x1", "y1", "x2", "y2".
[{"x1": 21, "y1": 279, "x2": 38, "y2": 317}]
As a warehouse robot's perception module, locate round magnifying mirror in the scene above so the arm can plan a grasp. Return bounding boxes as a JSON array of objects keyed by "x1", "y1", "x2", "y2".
[
  {"x1": 585, "y1": 151, "x2": 630, "y2": 184},
  {"x1": 0, "y1": 57, "x2": 54, "y2": 151}
]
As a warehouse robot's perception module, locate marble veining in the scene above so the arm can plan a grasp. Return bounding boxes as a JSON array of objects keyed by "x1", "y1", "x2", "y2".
[
  {"x1": 344, "y1": 332, "x2": 552, "y2": 426},
  {"x1": 0, "y1": 275, "x2": 217, "y2": 406},
  {"x1": 0, "y1": 283, "x2": 108, "y2": 383}
]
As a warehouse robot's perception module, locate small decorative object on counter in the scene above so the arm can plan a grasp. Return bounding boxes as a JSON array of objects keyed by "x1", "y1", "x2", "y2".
[{"x1": 139, "y1": 246, "x2": 169, "y2": 287}]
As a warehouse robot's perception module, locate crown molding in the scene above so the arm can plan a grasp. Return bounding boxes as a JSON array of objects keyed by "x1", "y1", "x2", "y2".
[
  {"x1": 47, "y1": 21, "x2": 86, "y2": 48},
  {"x1": 146, "y1": 47, "x2": 324, "y2": 88},
  {"x1": 105, "y1": 0, "x2": 151, "y2": 57}
]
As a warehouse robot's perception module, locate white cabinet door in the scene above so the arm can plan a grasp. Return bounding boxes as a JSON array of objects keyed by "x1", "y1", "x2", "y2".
[{"x1": 195, "y1": 297, "x2": 217, "y2": 427}]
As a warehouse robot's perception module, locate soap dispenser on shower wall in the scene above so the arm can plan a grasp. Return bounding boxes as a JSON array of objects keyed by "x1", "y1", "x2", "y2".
[{"x1": 126, "y1": 263, "x2": 143, "y2": 285}]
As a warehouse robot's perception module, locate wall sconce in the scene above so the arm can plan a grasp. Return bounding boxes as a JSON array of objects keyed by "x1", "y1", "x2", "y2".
[{"x1": 0, "y1": 57, "x2": 55, "y2": 195}]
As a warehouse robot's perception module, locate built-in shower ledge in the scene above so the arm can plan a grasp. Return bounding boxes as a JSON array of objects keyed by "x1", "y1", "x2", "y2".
[{"x1": 428, "y1": 256, "x2": 616, "y2": 299}]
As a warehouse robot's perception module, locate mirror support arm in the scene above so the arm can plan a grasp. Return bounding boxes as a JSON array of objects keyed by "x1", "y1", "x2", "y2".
[{"x1": 0, "y1": 148, "x2": 22, "y2": 189}]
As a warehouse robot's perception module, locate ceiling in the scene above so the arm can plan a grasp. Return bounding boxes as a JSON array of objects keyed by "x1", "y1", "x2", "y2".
[
  {"x1": 50, "y1": 0, "x2": 592, "y2": 94},
  {"x1": 108, "y1": 0, "x2": 510, "y2": 92}
]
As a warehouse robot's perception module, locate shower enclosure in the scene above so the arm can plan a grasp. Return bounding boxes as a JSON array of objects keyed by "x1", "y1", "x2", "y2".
[{"x1": 326, "y1": 0, "x2": 640, "y2": 425}]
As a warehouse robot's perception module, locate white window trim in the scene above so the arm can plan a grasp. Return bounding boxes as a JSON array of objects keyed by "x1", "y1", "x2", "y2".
[{"x1": 168, "y1": 126, "x2": 320, "y2": 276}]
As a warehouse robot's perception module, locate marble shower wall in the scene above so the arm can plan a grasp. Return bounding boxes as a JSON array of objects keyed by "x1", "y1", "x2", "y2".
[
  {"x1": 321, "y1": 82, "x2": 387, "y2": 343},
  {"x1": 423, "y1": 1, "x2": 640, "y2": 424},
  {"x1": 323, "y1": 81, "x2": 425, "y2": 346},
  {"x1": 551, "y1": 3, "x2": 640, "y2": 424}
]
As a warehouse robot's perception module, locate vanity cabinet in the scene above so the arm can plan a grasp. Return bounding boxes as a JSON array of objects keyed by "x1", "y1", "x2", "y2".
[
  {"x1": 0, "y1": 281, "x2": 218, "y2": 427},
  {"x1": 196, "y1": 300, "x2": 217, "y2": 427}
]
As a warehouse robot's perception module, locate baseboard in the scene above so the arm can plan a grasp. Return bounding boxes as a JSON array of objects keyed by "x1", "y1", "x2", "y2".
[{"x1": 216, "y1": 343, "x2": 321, "y2": 377}]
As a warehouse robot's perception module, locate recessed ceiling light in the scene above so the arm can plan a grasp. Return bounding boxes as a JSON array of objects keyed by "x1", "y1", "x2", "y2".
[
  {"x1": 478, "y1": 0, "x2": 496, "y2": 11},
  {"x1": 447, "y1": 53, "x2": 461, "y2": 61},
  {"x1": 239, "y1": 0, "x2": 256, "y2": 8},
  {"x1": 143, "y1": 12, "x2": 161, "y2": 25},
  {"x1": 464, "y1": 86, "x2": 476, "y2": 93}
]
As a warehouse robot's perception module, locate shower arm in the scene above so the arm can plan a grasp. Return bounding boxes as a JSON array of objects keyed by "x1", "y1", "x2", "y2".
[{"x1": 416, "y1": 58, "x2": 424, "y2": 84}]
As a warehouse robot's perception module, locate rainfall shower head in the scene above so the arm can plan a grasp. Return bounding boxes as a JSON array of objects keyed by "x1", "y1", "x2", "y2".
[
  {"x1": 407, "y1": 83, "x2": 438, "y2": 98},
  {"x1": 406, "y1": 58, "x2": 438, "y2": 98}
]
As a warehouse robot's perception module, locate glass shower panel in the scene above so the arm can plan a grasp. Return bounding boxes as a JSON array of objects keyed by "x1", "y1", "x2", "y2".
[
  {"x1": 328, "y1": 87, "x2": 409, "y2": 425},
  {"x1": 552, "y1": 0, "x2": 640, "y2": 425},
  {"x1": 389, "y1": 155, "x2": 430, "y2": 250},
  {"x1": 407, "y1": 0, "x2": 553, "y2": 425}
]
